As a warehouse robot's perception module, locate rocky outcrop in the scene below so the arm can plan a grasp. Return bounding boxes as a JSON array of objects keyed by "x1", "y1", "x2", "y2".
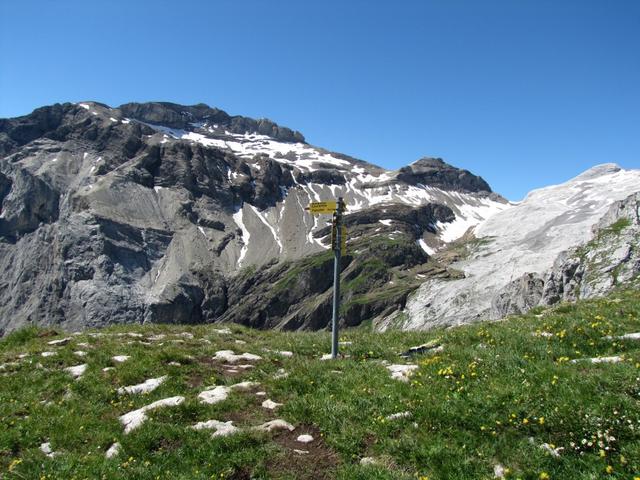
[
  {"x1": 119, "y1": 102, "x2": 305, "y2": 143},
  {"x1": 490, "y1": 192, "x2": 640, "y2": 318},
  {"x1": 398, "y1": 165, "x2": 640, "y2": 331},
  {"x1": 490, "y1": 273, "x2": 545, "y2": 318},
  {"x1": 397, "y1": 158, "x2": 492, "y2": 194}
]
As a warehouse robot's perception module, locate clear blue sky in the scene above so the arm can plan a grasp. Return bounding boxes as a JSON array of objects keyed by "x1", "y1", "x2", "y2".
[{"x1": 1, "y1": 1, "x2": 639, "y2": 200}]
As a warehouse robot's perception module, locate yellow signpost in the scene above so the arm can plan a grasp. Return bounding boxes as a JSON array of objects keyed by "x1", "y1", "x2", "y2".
[
  {"x1": 307, "y1": 201, "x2": 338, "y2": 214},
  {"x1": 306, "y1": 197, "x2": 346, "y2": 359}
]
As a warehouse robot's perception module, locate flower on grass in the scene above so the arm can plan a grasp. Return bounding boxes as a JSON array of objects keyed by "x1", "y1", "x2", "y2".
[
  {"x1": 539, "y1": 472, "x2": 550, "y2": 480},
  {"x1": 8, "y1": 458, "x2": 22, "y2": 472},
  {"x1": 605, "y1": 465, "x2": 613, "y2": 474}
]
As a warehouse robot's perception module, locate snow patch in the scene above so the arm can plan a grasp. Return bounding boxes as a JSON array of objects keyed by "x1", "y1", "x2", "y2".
[{"x1": 232, "y1": 207, "x2": 250, "y2": 268}]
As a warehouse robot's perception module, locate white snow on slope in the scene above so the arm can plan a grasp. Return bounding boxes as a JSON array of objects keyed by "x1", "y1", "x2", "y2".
[
  {"x1": 142, "y1": 120, "x2": 509, "y2": 258},
  {"x1": 400, "y1": 164, "x2": 640, "y2": 330},
  {"x1": 232, "y1": 207, "x2": 250, "y2": 268}
]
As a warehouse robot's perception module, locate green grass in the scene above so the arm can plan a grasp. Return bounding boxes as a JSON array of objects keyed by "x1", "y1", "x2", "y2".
[
  {"x1": 2, "y1": 290, "x2": 640, "y2": 479},
  {"x1": 603, "y1": 218, "x2": 632, "y2": 236}
]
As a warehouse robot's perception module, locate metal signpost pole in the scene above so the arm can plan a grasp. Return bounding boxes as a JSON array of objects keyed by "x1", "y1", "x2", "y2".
[{"x1": 331, "y1": 197, "x2": 343, "y2": 359}]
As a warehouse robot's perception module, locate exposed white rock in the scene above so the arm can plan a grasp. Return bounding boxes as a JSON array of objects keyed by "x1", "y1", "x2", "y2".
[
  {"x1": 168, "y1": 361, "x2": 181, "y2": 366},
  {"x1": 234, "y1": 339, "x2": 247, "y2": 345},
  {"x1": 386, "y1": 364, "x2": 418, "y2": 382},
  {"x1": 360, "y1": 457, "x2": 380, "y2": 466},
  {"x1": 224, "y1": 364, "x2": 254, "y2": 370},
  {"x1": 198, "y1": 381, "x2": 259, "y2": 404},
  {"x1": 494, "y1": 464, "x2": 507, "y2": 478},
  {"x1": 74, "y1": 351, "x2": 87, "y2": 357},
  {"x1": 192, "y1": 419, "x2": 239, "y2": 437},
  {"x1": 40, "y1": 442, "x2": 57, "y2": 457},
  {"x1": 255, "y1": 419, "x2": 295, "y2": 432},
  {"x1": 199, "y1": 386, "x2": 232, "y2": 405},
  {"x1": 119, "y1": 396, "x2": 185, "y2": 433},
  {"x1": 320, "y1": 354, "x2": 333, "y2": 360},
  {"x1": 212, "y1": 328, "x2": 232, "y2": 334},
  {"x1": 255, "y1": 391, "x2": 267, "y2": 396},
  {"x1": 605, "y1": 332, "x2": 640, "y2": 341},
  {"x1": 296, "y1": 434, "x2": 314, "y2": 443},
  {"x1": 294, "y1": 449, "x2": 309, "y2": 455},
  {"x1": 48, "y1": 337, "x2": 71, "y2": 346},
  {"x1": 65, "y1": 364, "x2": 88, "y2": 379},
  {"x1": 119, "y1": 332, "x2": 144, "y2": 338},
  {"x1": 105, "y1": 442, "x2": 121, "y2": 459},
  {"x1": 277, "y1": 350, "x2": 293, "y2": 357},
  {"x1": 77, "y1": 342, "x2": 90, "y2": 348},
  {"x1": 570, "y1": 356, "x2": 623, "y2": 364},
  {"x1": 213, "y1": 350, "x2": 261, "y2": 363},
  {"x1": 273, "y1": 368, "x2": 289, "y2": 379},
  {"x1": 385, "y1": 411, "x2": 412, "y2": 421},
  {"x1": 262, "y1": 399, "x2": 283, "y2": 410},
  {"x1": 112, "y1": 355, "x2": 130, "y2": 363},
  {"x1": 147, "y1": 334, "x2": 166, "y2": 341},
  {"x1": 41, "y1": 351, "x2": 57, "y2": 357},
  {"x1": 232, "y1": 381, "x2": 259, "y2": 391},
  {"x1": 117, "y1": 376, "x2": 167, "y2": 395}
]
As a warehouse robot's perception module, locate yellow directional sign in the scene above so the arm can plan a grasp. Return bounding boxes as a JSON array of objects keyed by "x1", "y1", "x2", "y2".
[{"x1": 307, "y1": 201, "x2": 337, "y2": 214}]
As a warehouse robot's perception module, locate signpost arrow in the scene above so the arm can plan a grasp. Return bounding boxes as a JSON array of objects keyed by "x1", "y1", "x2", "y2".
[{"x1": 307, "y1": 201, "x2": 338, "y2": 214}]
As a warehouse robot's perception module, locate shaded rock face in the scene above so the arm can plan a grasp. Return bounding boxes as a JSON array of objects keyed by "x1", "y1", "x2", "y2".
[
  {"x1": 0, "y1": 101, "x2": 507, "y2": 335},
  {"x1": 490, "y1": 192, "x2": 640, "y2": 319},
  {"x1": 119, "y1": 102, "x2": 305, "y2": 143},
  {"x1": 0, "y1": 168, "x2": 59, "y2": 240},
  {"x1": 397, "y1": 158, "x2": 492, "y2": 194},
  {"x1": 491, "y1": 273, "x2": 545, "y2": 318}
]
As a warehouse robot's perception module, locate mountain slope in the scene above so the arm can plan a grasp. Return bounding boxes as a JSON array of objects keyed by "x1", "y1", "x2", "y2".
[
  {"x1": 0, "y1": 101, "x2": 507, "y2": 334},
  {"x1": 2, "y1": 288, "x2": 639, "y2": 479},
  {"x1": 392, "y1": 164, "x2": 640, "y2": 330}
]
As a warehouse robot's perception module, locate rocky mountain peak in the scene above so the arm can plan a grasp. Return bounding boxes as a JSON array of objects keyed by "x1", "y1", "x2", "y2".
[
  {"x1": 571, "y1": 163, "x2": 622, "y2": 181},
  {"x1": 118, "y1": 102, "x2": 305, "y2": 143},
  {"x1": 396, "y1": 157, "x2": 492, "y2": 194}
]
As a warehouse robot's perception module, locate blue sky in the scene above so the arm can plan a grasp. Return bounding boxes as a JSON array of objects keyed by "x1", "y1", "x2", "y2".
[{"x1": 1, "y1": 0, "x2": 638, "y2": 200}]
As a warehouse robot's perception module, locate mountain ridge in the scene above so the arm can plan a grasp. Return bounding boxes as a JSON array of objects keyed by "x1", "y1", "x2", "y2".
[{"x1": 0, "y1": 101, "x2": 637, "y2": 335}]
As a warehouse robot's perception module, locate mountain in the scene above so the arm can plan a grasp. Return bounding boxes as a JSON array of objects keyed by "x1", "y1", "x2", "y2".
[
  {"x1": 390, "y1": 165, "x2": 640, "y2": 330},
  {"x1": 0, "y1": 101, "x2": 508, "y2": 334}
]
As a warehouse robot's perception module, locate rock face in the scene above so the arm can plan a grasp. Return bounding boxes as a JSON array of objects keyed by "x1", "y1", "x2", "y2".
[
  {"x1": 393, "y1": 167, "x2": 640, "y2": 331},
  {"x1": 396, "y1": 157, "x2": 492, "y2": 194},
  {"x1": 490, "y1": 192, "x2": 640, "y2": 317},
  {"x1": 0, "y1": 101, "x2": 508, "y2": 335}
]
